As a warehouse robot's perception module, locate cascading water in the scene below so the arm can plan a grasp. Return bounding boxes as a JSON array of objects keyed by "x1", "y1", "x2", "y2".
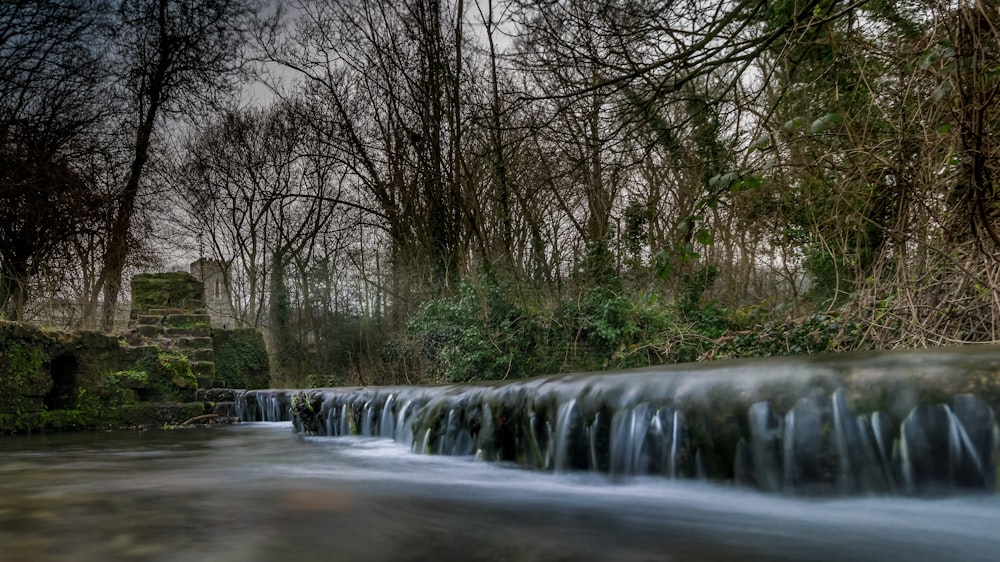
[
  {"x1": 238, "y1": 346, "x2": 1000, "y2": 495},
  {"x1": 235, "y1": 389, "x2": 293, "y2": 422}
]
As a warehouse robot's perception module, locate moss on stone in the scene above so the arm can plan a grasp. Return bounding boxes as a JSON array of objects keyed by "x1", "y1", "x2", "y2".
[
  {"x1": 213, "y1": 327, "x2": 269, "y2": 389},
  {"x1": 1, "y1": 287, "x2": 269, "y2": 433},
  {"x1": 130, "y1": 272, "x2": 206, "y2": 315},
  {"x1": 0, "y1": 325, "x2": 53, "y2": 427}
]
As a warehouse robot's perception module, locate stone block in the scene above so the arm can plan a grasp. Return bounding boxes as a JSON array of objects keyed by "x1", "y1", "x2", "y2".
[
  {"x1": 147, "y1": 308, "x2": 188, "y2": 316},
  {"x1": 213, "y1": 327, "x2": 270, "y2": 389},
  {"x1": 131, "y1": 272, "x2": 206, "y2": 315},
  {"x1": 190, "y1": 360, "x2": 216, "y2": 375},
  {"x1": 135, "y1": 325, "x2": 160, "y2": 338},
  {"x1": 212, "y1": 401, "x2": 238, "y2": 417},
  {"x1": 176, "y1": 337, "x2": 214, "y2": 349},
  {"x1": 198, "y1": 388, "x2": 238, "y2": 402},
  {"x1": 189, "y1": 348, "x2": 215, "y2": 362},
  {"x1": 191, "y1": 360, "x2": 216, "y2": 388},
  {"x1": 164, "y1": 314, "x2": 212, "y2": 327},
  {"x1": 164, "y1": 325, "x2": 211, "y2": 337}
]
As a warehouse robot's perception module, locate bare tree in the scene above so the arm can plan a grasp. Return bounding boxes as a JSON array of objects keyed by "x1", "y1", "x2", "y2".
[
  {"x1": 0, "y1": 0, "x2": 110, "y2": 321},
  {"x1": 89, "y1": 0, "x2": 259, "y2": 331},
  {"x1": 260, "y1": 0, "x2": 479, "y2": 309}
]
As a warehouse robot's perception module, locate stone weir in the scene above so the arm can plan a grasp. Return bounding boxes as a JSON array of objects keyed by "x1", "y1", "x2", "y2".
[{"x1": 238, "y1": 345, "x2": 1000, "y2": 496}]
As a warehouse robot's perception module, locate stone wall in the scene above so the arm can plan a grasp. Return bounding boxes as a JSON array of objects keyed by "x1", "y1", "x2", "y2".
[
  {"x1": 0, "y1": 272, "x2": 270, "y2": 434},
  {"x1": 190, "y1": 258, "x2": 236, "y2": 329},
  {"x1": 128, "y1": 272, "x2": 217, "y2": 388}
]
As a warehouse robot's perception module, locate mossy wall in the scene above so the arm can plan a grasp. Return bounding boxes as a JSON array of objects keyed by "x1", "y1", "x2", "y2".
[
  {"x1": 131, "y1": 272, "x2": 206, "y2": 317},
  {"x1": 1, "y1": 272, "x2": 270, "y2": 434},
  {"x1": 0, "y1": 321, "x2": 206, "y2": 432},
  {"x1": 213, "y1": 328, "x2": 269, "y2": 389},
  {"x1": 1, "y1": 322, "x2": 119, "y2": 432},
  {"x1": 0, "y1": 323, "x2": 51, "y2": 421}
]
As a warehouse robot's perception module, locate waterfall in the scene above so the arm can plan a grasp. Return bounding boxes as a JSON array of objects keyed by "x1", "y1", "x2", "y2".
[
  {"x1": 237, "y1": 347, "x2": 1000, "y2": 495},
  {"x1": 235, "y1": 389, "x2": 293, "y2": 422}
]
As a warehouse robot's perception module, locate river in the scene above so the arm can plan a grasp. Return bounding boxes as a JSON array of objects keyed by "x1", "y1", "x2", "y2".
[{"x1": 1, "y1": 421, "x2": 998, "y2": 561}]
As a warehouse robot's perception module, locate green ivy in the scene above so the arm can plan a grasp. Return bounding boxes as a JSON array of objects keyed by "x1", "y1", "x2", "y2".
[{"x1": 213, "y1": 328, "x2": 269, "y2": 389}]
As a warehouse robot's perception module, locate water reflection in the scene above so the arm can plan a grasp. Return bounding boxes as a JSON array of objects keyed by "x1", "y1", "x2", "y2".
[{"x1": 1, "y1": 423, "x2": 998, "y2": 561}]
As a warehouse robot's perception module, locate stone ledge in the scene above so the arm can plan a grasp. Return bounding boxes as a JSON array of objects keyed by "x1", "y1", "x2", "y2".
[
  {"x1": 164, "y1": 325, "x2": 211, "y2": 337},
  {"x1": 189, "y1": 348, "x2": 215, "y2": 362},
  {"x1": 164, "y1": 314, "x2": 211, "y2": 327},
  {"x1": 176, "y1": 336, "x2": 214, "y2": 349}
]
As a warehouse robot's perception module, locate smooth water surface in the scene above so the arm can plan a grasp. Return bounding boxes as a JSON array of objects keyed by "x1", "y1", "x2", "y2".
[{"x1": 1, "y1": 423, "x2": 998, "y2": 562}]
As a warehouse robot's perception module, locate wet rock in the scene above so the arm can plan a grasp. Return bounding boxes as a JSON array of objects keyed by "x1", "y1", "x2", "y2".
[{"x1": 291, "y1": 391, "x2": 322, "y2": 435}]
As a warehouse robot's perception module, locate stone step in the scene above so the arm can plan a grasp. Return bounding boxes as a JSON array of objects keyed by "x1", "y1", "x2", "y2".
[
  {"x1": 176, "y1": 336, "x2": 214, "y2": 349},
  {"x1": 146, "y1": 307, "x2": 189, "y2": 316},
  {"x1": 191, "y1": 360, "x2": 216, "y2": 388},
  {"x1": 133, "y1": 325, "x2": 160, "y2": 338},
  {"x1": 212, "y1": 401, "x2": 238, "y2": 417},
  {"x1": 112, "y1": 402, "x2": 185, "y2": 427},
  {"x1": 164, "y1": 314, "x2": 211, "y2": 328},
  {"x1": 190, "y1": 360, "x2": 216, "y2": 374},
  {"x1": 135, "y1": 314, "x2": 164, "y2": 326},
  {"x1": 188, "y1": 348, "x2": 215, "y2": 362},
  {"x1": 164, "y1": 325, "x2": 211, "y2": 337}
]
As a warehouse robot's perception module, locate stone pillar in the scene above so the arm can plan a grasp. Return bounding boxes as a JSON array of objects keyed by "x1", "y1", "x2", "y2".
[{"x1": 128, "y1": 272, "x2": 216, "y2": 388}]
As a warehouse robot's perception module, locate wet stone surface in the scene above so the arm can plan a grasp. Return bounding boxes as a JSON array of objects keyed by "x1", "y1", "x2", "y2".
[{"x1": 251, "y1": 346, "x2": 1000, "y2": 496}]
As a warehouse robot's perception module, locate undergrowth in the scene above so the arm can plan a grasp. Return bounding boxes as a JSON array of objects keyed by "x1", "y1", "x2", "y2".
[{"x1": 396, "y1": 269, "x2": 849, "y2": 384}]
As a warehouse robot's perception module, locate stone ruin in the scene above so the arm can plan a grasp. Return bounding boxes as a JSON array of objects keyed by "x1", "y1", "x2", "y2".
[
  {"x1": 127, "y1": 272, "x2": 220, "y2": 388},
  {"x1": 0, "y1": 272, "x2": 269, "y2": 433}
]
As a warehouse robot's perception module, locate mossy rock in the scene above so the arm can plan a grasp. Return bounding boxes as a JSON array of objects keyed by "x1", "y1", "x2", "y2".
[
  {"x1": 0, "y1": 319, "x2": 227, "y2": 434},
  {"x1": 189, "y1": 348, "x2": 215, "y2": 362},
  {"x1": 103, "y1": 370, "x2": 152, "y2": 390},
  {"x1": 0, "y1": 342, "x2": 50, "y2": 397},
  {"x1": 131, "y1": 272, "x2": 206, "y2": 314},
  {"x1": 0, "y1": 409, "x2": 105, "y2": 433},
  {"x1": 163, "y1": 326, "x2": 211, "y2": 338},
  {"x1": 134, "y1": 325, "x2": 160, "y2": 338},
  {"x1": 129, "y1": 346, "x2": 198, "y2": 401},
  {"x1": 176, "y1": 337, "x2": 214, "y2": 349},
  {"x1": 117, "y1": 401, "x2": 206, "y2": 427},
  {"x1": 135, "y1": 315, "x2": 164, "y2": 326},
  {"x1": 191, "y1": 360, "x2": 216, "y2": 388}
]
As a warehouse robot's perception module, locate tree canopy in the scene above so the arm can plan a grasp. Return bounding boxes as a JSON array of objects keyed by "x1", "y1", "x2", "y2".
[{"x1": 5, "y1": 0, "x2": 1000, "y2": 385}]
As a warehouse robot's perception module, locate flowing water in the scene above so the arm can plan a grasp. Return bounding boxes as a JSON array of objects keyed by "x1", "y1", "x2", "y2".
[
  {"x1": 243, "y1": 347, "x2": 1000, "y2": 496},
  {"x1": 1, "y1": 422, "x2": 999, "y2": 562}
]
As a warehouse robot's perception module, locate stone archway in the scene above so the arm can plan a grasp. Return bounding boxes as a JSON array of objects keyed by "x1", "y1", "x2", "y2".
[{"x1": 44, "y1": 353, "x2": 79, "y2": 410}]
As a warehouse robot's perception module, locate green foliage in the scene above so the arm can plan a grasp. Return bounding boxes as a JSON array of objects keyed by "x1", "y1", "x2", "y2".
[
  {"x1": 402, "y1": 273, "x2": 740, "y2": 382},
  {"x1": 622, "y1": 199, "x2": 651, "y2": 261},
  {"x1": 406, "y1": 279, "x2": 531, "y2": 382},
  {"x1": 304, "y1": 373, "x2": 341, "y2": 388},
  {"x1": 709, "y1": 315, "x2": 854, "y2": 360},
  {"x1": 105, "y1": 369, "x2": 149, "y2": 384},
  {"x1": 5, "y1": 342, "x2": 45, "y2": 385},
  {"x1": 581, "y1": 239, "x2": 616, "y2": 281},
  {"x1": 0, "y1": 326, "x2": 51, "y2": 428},
  {"x1": 130, "y1": 346, "x2": 197, "y2": 401},
  {"x1": 558, "y1": 283, "x2": 664, "y2": 353},
  {"x1": 213, "y1": 328, "x2": 269, "y2": 389},
  {"x1": 561, "y1": 283, "x2": 675, "y2": 369},
  {"x1": 157, "y1": 349, "x2": 197, "y2": 392}
]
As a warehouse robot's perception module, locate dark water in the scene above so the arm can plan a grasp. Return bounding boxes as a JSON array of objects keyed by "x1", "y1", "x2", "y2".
[{"x1": 1, "y1": 423, "x2": 999, "y2": 562}]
